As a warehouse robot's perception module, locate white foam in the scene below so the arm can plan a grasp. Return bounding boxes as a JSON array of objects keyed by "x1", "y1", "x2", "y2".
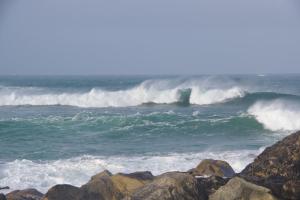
[
  {"x1": 0, "y1": 149, "x2": 263, "y2": 193},
  {"x1": 0, "y1": 79, "x2": 245, "y2": 107},
  {"x1": 190, "y1": 86, "x2": 245, "y2": 105},
  {"x1": 248, "y1": 99, "x2": 300, "y2": 131}
]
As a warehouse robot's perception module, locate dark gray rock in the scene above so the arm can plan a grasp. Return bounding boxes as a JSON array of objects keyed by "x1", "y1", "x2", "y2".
[
  {"x1": 42, "y1": 184, "x2": 82, "y2": 200},
  {"x1": 0, "y1": 194, "x2": 6, "y2": 200},
  {"x1": 6, "y1": 189, "x2": 43, "y2": 200},
  {"x1": 197, "y1": 176, "x2": 229, "y2": 196}
]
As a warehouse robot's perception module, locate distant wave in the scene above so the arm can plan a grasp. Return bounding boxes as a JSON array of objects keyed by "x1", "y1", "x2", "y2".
[
  {"x1": 248, "y1": 99, "x2": 300, "y2": 131},
  {"x1": 0, "y1": 79, "x2": 246, "y2": 107},
  {"x1": 0, "y1": 149, "x2": 263, "y2": 193}
]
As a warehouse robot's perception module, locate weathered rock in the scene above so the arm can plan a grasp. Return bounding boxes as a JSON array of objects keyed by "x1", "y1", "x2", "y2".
[
  {"x1": 117, "y1": 171, "x2": 154, "y2": 181},
  {"x1": 0, "y1": 194, "x2": 6, "y2": 200},
  {"x1": 197, "y1": 176, "x2": 229, "y2": 196},
  {"x1": 80, "y1": 170, "x2": 123, "y2": 200},
  {"x1": 189, "y1": 159, "x2": 235, "y2": 178},
  {"x1": 111, "y1": 172, "x2": 153, "y2": 197},
  {"x1": 80, "y1": 170, "x2": 153, "y2": 200},
  {"x1": 209, "y1": 177, "x2": 277, "y2": 200},
  {"x1": 131, "y1": 172, "x2": 206, "y2": 200},
  {"x1": 282, "y1": 180, "x2": 300, "y2": 200},
  {"x1": 43, "y1": 184, "x2": 82, "y2": 200},
  {"x1": 240, "y1": 131, "x2": 300, "y2": 199},
  {"x1": 6, "y1": 189, "x2": 43, "y2": 200}
]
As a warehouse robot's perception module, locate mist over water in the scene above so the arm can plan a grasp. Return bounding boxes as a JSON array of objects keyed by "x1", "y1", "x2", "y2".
[{"x1": 0, "y1": 75, "x2": 300, "y2": 193}]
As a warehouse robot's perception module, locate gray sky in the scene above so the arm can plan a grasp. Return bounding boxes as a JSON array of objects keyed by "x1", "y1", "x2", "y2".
[{"x1": 0, "y1": 0, "x2": 300, "y2": 75}]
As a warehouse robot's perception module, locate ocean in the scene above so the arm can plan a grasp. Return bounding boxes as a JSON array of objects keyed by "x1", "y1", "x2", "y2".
[{"x1": 0, "y1": 75, "x2": 299, "y2": 193}]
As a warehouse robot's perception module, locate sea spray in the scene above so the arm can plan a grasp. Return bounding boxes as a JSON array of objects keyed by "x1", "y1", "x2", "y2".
[
  {"x1": 248, "y1": 99, "x2": 300, "y2": 131},
  {"x1": 0, "y1": 79, "x2": 245, "y2": 107}
]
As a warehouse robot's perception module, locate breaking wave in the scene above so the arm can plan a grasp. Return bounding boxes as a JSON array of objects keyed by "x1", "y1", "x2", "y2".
[
  {"x1": 248, "y1": 99, "x2": 300, "y2": 131},
  {"x1": 0, "y1": 79, "x2": 246, "y2": 107}
]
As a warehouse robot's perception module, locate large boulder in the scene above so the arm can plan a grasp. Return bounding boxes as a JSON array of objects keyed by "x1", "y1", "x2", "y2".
[
  {"x1": 240, "y1": 131, "x2": 300, "y2": 199},
  {"x1": 43, "y1": 170, "x2": 154, "y2": 200},
  {"x1": 131, "y1": 172, "x2": 206, "y2": 200},
  {"x1": 6, "y1": 189, "x2": 43, "y2": 200},
  {"x1": 80, "y1": 170, "x2": 123, "y2": 200},
  {"x1": 42, "y1": 184, "x2": 82, "y2": 200},
  {"x1": 209, "y1": 177, "x2": 277, "y2": 200},
  {"x1": 80, "y1": 170, "x2": 153, "y2": 200},
  {"x1": 189, "y1": 159, "x2": 235, "y2": 178}
]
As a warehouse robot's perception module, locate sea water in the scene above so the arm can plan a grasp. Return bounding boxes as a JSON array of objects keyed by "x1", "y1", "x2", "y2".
[{"x1": 0, "y1": 75, "x2": 299, "y2": 192}]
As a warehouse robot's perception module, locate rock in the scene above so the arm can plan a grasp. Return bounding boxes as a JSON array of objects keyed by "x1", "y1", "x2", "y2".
[
  {"x1": 80, "y1": 170, "x2": 153, "y2": 200},
  {"x1": 209, "y1": 177, "x2": 277, "y2": 200},
  {"x1": 6, "y1": 189, "x2": 43, "y2": 200},
  {"x1": 189, "y1": 159, "x2": 235, "y2": 178},
  {"x1": 197, "y1": 176, "x2": 229, "y2": 196},
  {"x1": 42, "y1": 184, "x2": 82, "y2": 200},
  {"x1": 0, "y1": 194, "x2": 6, "y2": 200},
  {"x1": 282, "y1": 180, "x2": 300, "y2": 200},
  {"x1": 0, "y1": 187, "x2": 9, "y2": 191},
  {"x1": 117, "y1": 171, "x2": 154, "y2": 181},
  {"x1": 240, "y1": 131, "x2": 300, "y2": 199},
  {"x1": 111, "y1": 172, "x2": 154, "y2": 197},
  {"x1": 131, "y1": 172, "x2": 206, "y2": 200},
  {"x1": 80, "y1": 170, "x2": 123, "y2": 200}
]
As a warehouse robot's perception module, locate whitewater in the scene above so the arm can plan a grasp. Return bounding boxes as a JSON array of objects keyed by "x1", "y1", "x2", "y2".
[
  {"x1": 1, "y1": 75, "x2": 300, "y2": 193},
  {"x1": 0, "y1": 79, "x2": 245, "y2": 107}
]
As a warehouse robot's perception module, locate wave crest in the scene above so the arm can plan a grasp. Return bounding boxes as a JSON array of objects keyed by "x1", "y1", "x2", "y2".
[
  {"x1": 0, "y1": 79, "x2": 245, "y2": 107},
  {"x1": 248, "y1": 99, "x2": 300, "y2": 131}
]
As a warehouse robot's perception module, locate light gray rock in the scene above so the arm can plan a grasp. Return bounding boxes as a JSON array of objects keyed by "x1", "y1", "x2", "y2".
[{"x1": 209, "y1": 177, "x2": 277, "y2": 200}]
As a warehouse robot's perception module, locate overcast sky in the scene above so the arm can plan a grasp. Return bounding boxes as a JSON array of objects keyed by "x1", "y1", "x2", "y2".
[{"x1": 0, "y1": 0, "x2": 300, "y2": 75}]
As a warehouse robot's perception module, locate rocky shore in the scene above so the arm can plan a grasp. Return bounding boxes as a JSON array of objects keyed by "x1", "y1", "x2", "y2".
[{"x1": 1, "y1": 131, "x2": 300, "y2": 200}]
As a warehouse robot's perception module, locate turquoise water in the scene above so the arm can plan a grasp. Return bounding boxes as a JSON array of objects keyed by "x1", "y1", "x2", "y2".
[{"x1": 0, "y1": 75, "x2": 300, "y2": 192}]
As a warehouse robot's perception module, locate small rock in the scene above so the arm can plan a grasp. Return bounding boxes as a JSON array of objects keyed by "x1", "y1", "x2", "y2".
[
  {"x1": 6, "y1": 189, "x2": 43, "y2": 200},
  {"x1": 190, "y1": 159, "x2": 235, "y2": 178},
  {"x1": 209, "y1": 177, "x2": 277, "y2": 200}
]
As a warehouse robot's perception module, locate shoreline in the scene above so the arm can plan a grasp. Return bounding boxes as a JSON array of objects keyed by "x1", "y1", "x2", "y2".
[{"x1": 1, "y1": 131, "x2": 300, "y2": 200}]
